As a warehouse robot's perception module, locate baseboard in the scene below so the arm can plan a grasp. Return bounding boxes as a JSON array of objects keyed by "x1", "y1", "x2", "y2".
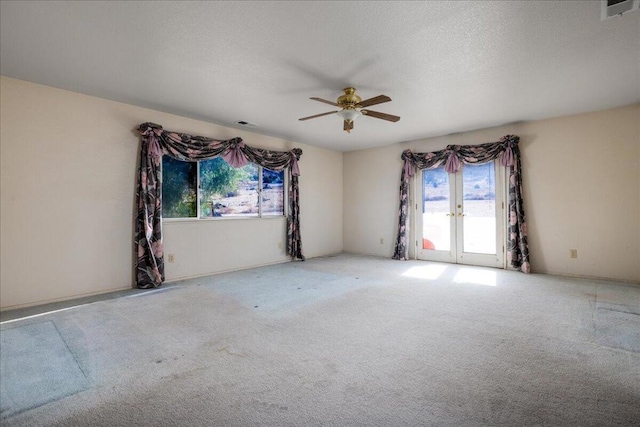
[
  {"x1": 532, "y1": 269, "x2": 640, "y2": 286},
  {"x1": 0, "y1": 285, "x2": 133, "y2": 312},
  {"x1": 165, "y1": 258, "x2": 294, "y2": 284}
]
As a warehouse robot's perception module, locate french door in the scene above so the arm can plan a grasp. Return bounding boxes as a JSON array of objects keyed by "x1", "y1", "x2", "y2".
[{"x1": 416, "y1": 161, "x2": 505, "y2": 268}]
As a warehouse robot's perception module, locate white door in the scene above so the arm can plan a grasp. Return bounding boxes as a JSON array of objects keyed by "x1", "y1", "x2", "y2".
[{"x1": 417, "y1": 161, "x2": 505, "y2": 268}]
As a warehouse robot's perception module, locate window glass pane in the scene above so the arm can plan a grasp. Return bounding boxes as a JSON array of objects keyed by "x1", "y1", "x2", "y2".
[
  {"x1": 262, "y1": 168, "x2": 285, "y2": 216},
  {"x1": 462, "y1": 162, "x2": 496, "y2": 254},
  {"x1": 199, "y1": 158, "x2": 259, "y2": 218},
  {"x1": 162, "y1": 156, "x2": 197, "y2": 218},
  {"x1": 422, "y1": 167, "x2": 450, "y2": 251}
]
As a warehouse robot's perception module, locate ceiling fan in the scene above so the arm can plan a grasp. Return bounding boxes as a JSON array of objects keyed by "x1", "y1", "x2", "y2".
[{"x1": 298, "y1": 87, "x2": 400, "y2": 133}]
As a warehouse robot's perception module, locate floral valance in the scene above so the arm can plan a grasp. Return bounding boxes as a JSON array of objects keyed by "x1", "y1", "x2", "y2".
[{"x1": 138, "y1": 122, "x2": 302, "y2": 174}]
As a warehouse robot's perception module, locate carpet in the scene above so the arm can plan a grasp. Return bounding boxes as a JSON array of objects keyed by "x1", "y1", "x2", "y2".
[
  {"x1": 0, "y1": 321, "x2": 89, "y2": 418},
  {"x1": 1, "y1": 254, "x2": 639, "y2": 426}
]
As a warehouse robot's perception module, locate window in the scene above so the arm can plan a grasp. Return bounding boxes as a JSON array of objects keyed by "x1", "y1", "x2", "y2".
[
  {"x1": 162, "y1": 156, "x2": 285, "y2": 219},
  {"x1": 162, "y1": 156, "x2": 197, "y2": 218}
]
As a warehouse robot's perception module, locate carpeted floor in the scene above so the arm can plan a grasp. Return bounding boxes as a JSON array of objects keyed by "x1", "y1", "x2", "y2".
[{"x1": 1, "y1": 254, "x2": 639, "y2": 426}]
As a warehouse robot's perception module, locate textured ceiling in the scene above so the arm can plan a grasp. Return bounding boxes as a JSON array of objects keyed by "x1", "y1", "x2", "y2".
[{"x1": 1, "y1": 1, "x2": 639, "y2": 152}]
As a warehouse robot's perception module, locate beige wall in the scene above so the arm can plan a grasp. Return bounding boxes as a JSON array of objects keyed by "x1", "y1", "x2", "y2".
[
  {"x1": 0, "y1": 77, "x2": 343, "y2": 309},
  {"x1": 2, "y1": 75, "x2": 637, "y2": 310},
  {"x1": 344, "y1": 104, "x2": 640, "y2": 283}
]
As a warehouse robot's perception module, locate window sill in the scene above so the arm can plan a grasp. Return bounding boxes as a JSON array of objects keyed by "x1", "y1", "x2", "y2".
[{"x1": 163, "y1": 215, "x2": 286, "y2": 224}]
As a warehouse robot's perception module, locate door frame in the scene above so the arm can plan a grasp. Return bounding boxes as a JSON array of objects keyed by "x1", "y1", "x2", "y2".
[{"x1": 414, "y1": 160, "x2": 507, "y2": 269}]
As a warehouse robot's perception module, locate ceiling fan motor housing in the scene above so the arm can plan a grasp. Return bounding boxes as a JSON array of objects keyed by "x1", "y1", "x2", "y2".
[{"x1": 337, "y1": 87, "x2": 362, "y2": 108}]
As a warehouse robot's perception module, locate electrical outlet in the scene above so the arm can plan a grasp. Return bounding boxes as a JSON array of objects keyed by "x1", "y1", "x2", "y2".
[
  {"x1": 569, "y1": 249, "x2": 577, "y2": 259},
  {"x1": 168, "y1": 254, "x2": 175, "y2": 263}
]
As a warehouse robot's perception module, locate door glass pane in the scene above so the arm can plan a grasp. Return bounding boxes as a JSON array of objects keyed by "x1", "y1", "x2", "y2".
[
  {"x1": 462, "y1": 162, "x2": 496, "y2": 254},
  {"x1": 422, "y1": 167, "x2": 450, "y2": 251}
]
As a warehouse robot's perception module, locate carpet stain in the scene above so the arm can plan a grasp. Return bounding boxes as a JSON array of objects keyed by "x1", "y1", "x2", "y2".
[
  {"x1": 251, "y1": 399, "x2": 288, "y2": 411},
  {"x1": 213, "y1": 345, "x2": 247, "y2": 358}
]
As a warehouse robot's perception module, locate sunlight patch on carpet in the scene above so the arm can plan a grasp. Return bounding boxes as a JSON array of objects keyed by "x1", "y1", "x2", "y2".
[
  {"x1": 402, "y1": 265, "x2": 448, "y2": 280},
  {"x1": 453, "y1": 268, "x2": 497, "y2": 287}
]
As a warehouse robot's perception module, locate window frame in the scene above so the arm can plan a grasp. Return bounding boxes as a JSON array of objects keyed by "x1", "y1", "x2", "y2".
[{"x1": 162, "y1": 157, "x2": 288, "y2": 222}]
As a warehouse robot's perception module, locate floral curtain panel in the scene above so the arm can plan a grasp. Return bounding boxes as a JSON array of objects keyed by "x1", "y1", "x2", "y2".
[
  {"x1": 392, "y1": 135, "x2": 530, "y2": 273},
  {"x1": 135, "y1": 122, "x2": 304, "y2": 289}
]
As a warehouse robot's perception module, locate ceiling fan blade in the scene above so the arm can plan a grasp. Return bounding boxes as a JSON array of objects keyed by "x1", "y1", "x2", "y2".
[
  {"x1": 310, "y1": 97, "x2": 339, "y2": 107},
  {"x1": 343, "y1": 120, "x2": 354, "y2": 133},
  {"x1": 298, "y1": 111, "x2": 338, "y2": 121},
  {"x1": 361, "y1": 109, "x2": 400, "y2": 122},
  {"x1": 358, "y1": 95, "x2": 391, "y2": 108}
]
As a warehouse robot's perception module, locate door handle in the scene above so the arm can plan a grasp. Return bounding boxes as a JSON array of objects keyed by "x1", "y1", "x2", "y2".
[
  {"x1": 446, "y1": 213, "x2": 455, "y2": 217},
  {"x1": 458, "y1": 212, "x2": 466, "y2": 217}
]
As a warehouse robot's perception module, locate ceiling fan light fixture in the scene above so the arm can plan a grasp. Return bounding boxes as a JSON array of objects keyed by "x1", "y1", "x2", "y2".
[{"x1": 337, "y1": 108, "x2": 361, "y2": 122}]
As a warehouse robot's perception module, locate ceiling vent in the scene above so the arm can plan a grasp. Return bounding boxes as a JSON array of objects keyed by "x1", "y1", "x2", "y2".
[
  {"x1": 235, "y1": 120, "x2": 258, "y2": 128},
  {"x1": 601, "y1": 0, "x2": 639, "y2": 19}
]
